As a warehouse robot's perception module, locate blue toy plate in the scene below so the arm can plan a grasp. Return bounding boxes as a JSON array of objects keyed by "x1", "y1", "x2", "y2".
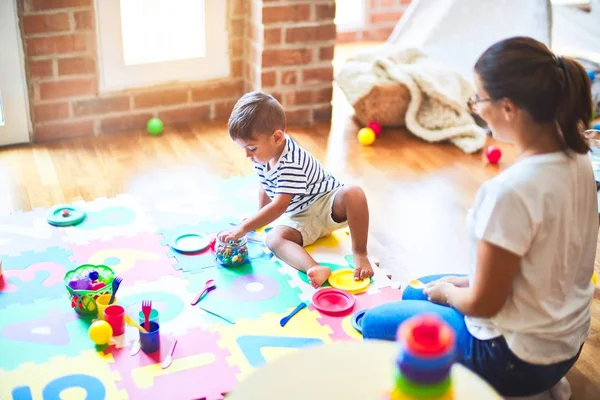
[
  {"x1": 46, "y1": 205, "x2": 86, "y2": 227},
  {"x1": 170, "y1": 232, "x2": 210, "y2": 253},
  {"x1": 351, "y1": 309, "x2": 366, "y2": 334}
]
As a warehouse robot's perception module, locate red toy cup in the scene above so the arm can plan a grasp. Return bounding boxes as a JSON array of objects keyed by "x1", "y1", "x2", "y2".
[{"x1": 103, "y1": 304, "x2": 125, "y2": 336}]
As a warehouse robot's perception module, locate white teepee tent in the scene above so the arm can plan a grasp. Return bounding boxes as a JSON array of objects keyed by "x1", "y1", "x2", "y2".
[{"x1": 386, "y1": 0, "x2": 600, "y2": 80}]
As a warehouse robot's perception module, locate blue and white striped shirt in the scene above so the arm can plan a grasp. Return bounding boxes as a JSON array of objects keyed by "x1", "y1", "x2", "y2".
[{"x1": 254, "y1": 135, "x2": 342, "y2": 215}]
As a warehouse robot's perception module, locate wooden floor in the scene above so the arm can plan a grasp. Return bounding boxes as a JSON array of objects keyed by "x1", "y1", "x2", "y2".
[{"x1": 1, "y1": 42, "x2": 599, "y2": 398}]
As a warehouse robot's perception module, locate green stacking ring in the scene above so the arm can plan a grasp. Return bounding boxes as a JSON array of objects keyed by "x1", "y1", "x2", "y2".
[{"x1": 395, "y1": 372, "x2": 452, "y2": 398}]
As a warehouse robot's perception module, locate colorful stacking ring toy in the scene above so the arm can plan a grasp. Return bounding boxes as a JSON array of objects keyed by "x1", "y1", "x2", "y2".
[{"x1": 388, "y1": 314, "x2": 457, "y2": 399}]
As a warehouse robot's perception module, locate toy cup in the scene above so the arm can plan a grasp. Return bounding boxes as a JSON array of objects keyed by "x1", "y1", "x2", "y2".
[
  {"x1": 96, "y1": 294, "x2": 116, "y2": 320},
  {"x1": 104, "y1": 304, "x2": 125, "y2": 336},
  {"x1": 138, "y1": 309, "x2": 159, "y2": 326},
  {"x1": 139, "y1": 321, "x2": 161, "y2": 353}
]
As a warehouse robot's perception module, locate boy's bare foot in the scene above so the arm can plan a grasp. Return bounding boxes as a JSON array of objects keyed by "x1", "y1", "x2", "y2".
[
  {"x1": 354, "y1": 254, "x2": 374, "y2": 280},
  {"x1": 307, "y1": 266, "x2": 332, "y2": 288}
]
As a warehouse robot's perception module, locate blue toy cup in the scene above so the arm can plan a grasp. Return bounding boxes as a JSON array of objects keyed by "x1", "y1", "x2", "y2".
[
  {"x1": 139, "y1": 321, "x2": 160, "y2": 353},
  {"x1": 138, "y1": 309, "x2": 159, "y2": 325}
]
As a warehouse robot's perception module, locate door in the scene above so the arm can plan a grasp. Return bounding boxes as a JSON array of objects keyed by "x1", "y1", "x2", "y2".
[{"x1": 0, "y1": 0, "x2": 32, "y2": 146}]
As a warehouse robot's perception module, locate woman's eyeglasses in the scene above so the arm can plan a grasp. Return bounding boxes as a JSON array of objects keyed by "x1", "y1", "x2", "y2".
[{"x1": 467, "y1": 95, "x2": 492, "y2": 115}]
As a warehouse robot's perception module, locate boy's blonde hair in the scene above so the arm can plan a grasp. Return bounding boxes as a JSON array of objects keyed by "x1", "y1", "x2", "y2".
[{"x1": 228, "y1": 91, "x2": 286, "y2": 140}]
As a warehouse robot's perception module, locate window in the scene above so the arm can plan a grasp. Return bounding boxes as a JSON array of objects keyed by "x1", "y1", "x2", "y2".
[
  {"x1": 335, "y1": 0, "x2": 366, "y2": 32},
  {"x1": 96, "y1": 0, "x2": 229, "y2": 92}
]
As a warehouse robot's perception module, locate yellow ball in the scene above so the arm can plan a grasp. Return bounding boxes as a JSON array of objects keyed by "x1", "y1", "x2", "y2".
[
  {"x1": 592, "y1": 272, "x2": 597, "y2": 286},
  {"x1": 88, "y1": 320, "x2": 113, "y2": 345},
  {"x1": 357, "y1": 127, "x2": 376, "y2": 146}
]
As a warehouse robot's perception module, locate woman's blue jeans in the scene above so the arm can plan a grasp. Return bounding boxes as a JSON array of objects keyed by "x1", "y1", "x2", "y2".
[{"x1": 361, "y1": 274, "x2": 583, "y2": 397}]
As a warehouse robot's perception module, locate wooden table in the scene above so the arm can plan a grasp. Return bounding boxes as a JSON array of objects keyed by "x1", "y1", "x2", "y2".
[{"x1": 227, "y1": 340, "x2": 502, "y2": 400}]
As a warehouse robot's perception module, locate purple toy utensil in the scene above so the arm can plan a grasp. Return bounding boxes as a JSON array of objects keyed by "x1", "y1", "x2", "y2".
[{"x1": 108, "y1": 276, "x2": 122, "y2": 305}]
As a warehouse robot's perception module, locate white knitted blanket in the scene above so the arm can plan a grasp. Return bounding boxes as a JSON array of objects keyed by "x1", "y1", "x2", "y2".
[{"x1": 335, "y1": 44, "x2": 486, "y2": 154}]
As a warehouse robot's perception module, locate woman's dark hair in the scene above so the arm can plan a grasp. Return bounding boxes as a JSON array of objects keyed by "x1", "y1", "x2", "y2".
[{"x1": 474, "y1": 36, "x2": 592, "y2": 154}]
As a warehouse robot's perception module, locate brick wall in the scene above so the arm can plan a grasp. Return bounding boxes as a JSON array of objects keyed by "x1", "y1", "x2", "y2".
[
  {"x1": 245, "y1": 0, "x2": 337, "y2": 125},
  {"x1": 18, "y1": 0, "x2": 245, "y2": 142},
  {"x1": 337, "y1": 0, "x2": 411, "y2": 42},
  {"x1": 18, "y1": 0, "x2": 337, "y2": 142}
]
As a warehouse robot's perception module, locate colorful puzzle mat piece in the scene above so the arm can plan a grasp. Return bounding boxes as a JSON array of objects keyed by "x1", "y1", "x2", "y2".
[
  {"x1": 59, "y1": 195, "x2": 157, "y2": 244},
  {"x1": 0, "y1": 298, "x2": 97, "y2": 371},
  {"x1": 0, "y1": 350, "x2": 126, "y2": 400},
  {"x1": 0, "y1": 208, "x2": 68, "y2": 256},
  {"x1": 185, "y1": 258, "x2": 304, "y2": 321},
  {"x1": 215, "y1": 309, "x2": 333, "y2": 382},
  {"x1": 159, "y1": 219, "x2": 272, "y2": 274},
  {"x1": 0, "y1": 247, "x2": 76, "y2": 309},
  {"x1": 104, "y1": 327, "x2": 238, "y2": 400},
  {"x1": 68, "y1": 232, "x2": 180, "y2": 284},
  {"x1": 158, "y1": 219, "x2": 236, "y2": 273}
]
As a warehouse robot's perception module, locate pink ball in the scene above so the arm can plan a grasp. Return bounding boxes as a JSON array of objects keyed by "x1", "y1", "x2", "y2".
[
  {"x1": 367, "y1": 121, "x2": 382, "y2": 136},
  {"x1": 485, "y1": 146, "x2": 502, "y2": 164}
]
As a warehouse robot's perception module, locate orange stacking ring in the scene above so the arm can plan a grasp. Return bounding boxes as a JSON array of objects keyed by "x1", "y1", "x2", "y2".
[{"x1": 397, "y1": 314, "x2": 455, "y2": 358}]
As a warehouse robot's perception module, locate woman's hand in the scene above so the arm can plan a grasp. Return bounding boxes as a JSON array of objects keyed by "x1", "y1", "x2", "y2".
[
  {"x1": 437, "y1": 275, "x2": 469, "y2": 288},
  {"x1": 423, "y1": 281, "x2": 454, "y2": 306}
]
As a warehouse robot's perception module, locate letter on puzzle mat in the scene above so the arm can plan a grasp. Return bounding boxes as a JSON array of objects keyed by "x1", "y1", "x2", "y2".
[{"x1": 67, "y1": 232, "x2": 180, "y2": 284}]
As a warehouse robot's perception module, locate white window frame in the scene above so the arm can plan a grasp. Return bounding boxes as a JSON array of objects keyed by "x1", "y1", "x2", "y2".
[
  {"x1": 95, "y1": 0, "x2": 230, "y2": 92},
  {"x1": 335, "y1": 0, "x2": 367, "y2": 32}
]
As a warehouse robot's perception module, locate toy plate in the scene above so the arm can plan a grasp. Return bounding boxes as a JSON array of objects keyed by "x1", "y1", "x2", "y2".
[
  {"x1": 351, "y1": 309, "x2": 366, "y2": 334},
  {"x1": 312, "y1": 288, "x2": 355, "y2": 315},
  {"x1": 409, "y1": 279, "x2": 426, "y2": 289},
  {"x1": 46, "y1": 205, "x2": 86, "y2": 227},
  {"x1": 327, "y1": 268, "x2": 370, "y2": 294},
  {"x1": 170, "y1": 233, "x2": 210, "y2": 253}
]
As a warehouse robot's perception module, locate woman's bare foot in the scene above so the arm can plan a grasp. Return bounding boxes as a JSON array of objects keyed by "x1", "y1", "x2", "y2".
[
  {"x1": 353, "y1": 253, "x2": 374, "y2": 280},
  {"x1": 307, "y1": 265, "x2": 332, "y2": 288}
]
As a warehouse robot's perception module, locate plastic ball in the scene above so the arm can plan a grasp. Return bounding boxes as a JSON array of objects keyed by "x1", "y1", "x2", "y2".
[
  {"x1": 88, "y1": 320, "x2": 113, "y2": 345},
  {"x1": 357, "y1": 127, "x2": 376, "y2": 146},
  {"x1": 61, "y1": 209, "x2": 70, "y2": 217},
  {"x1": 147, "y1": 117, "x2": 164, "y2": 136},
  {"x1": 587, "y1": 70, "x2": 596, "y2": 83},
  {"x1": 367, "y1": 121, "x2": 382, "y2": 136},
  {"x1": 485, "y1": 145, "x2": 502, "y2": 164}
]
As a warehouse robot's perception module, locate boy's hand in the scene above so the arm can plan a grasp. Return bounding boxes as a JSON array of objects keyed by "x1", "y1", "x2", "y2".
[{"x1": 218, "y1": 226, "x2": 247, "y2": 242}]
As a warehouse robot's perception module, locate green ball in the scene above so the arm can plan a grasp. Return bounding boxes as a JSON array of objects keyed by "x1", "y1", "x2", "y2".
[{"x1": 147, "y1": 117, "x2": 163, "y2": 136}]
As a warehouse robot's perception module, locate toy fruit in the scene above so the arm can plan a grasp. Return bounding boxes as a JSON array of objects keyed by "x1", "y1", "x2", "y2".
[
  {"x1": 485, "y1": 145, "x2": 502, "y2": 164},
  {"x1": 357, "y1": 127, "x2": 376, "y2": 146}
]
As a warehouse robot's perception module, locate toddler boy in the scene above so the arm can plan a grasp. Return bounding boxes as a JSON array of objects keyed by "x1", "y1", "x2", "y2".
[{"x1": 218, "y1": 91, "x2": 374, "y2": 287}]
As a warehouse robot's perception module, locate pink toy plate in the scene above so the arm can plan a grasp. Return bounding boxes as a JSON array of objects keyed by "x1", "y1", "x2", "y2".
[{"x1": 312, "y1": 288, "x2": 355, "y2": 315}]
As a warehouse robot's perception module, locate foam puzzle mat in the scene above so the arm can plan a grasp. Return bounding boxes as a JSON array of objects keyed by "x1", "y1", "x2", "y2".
[{"x1": 0, "y1": 175, "x2": 401, "y2": 400}]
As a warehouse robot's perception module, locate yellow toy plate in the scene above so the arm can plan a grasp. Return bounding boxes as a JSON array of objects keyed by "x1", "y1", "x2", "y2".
[
  {"x1": 409, "y1": 279, "x2": 426, "y2": 289},
  {"x1": 328, "y1": 268, "x2": 370, "y2": 294}
]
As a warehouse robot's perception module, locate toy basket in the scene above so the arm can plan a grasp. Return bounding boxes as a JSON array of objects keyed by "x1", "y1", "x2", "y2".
[{"x1": 64, "y1": 264, "x2": 115, "y2": 314}]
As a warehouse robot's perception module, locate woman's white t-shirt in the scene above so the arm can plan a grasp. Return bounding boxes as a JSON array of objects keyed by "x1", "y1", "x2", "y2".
[{"x1": 464, "y1": 152, "x2": 598, "y2": 365}]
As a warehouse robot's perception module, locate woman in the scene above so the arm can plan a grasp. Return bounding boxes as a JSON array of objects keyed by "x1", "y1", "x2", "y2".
[{"x1": 362, "y1": 36, "x2": 598, "y2": 397}]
